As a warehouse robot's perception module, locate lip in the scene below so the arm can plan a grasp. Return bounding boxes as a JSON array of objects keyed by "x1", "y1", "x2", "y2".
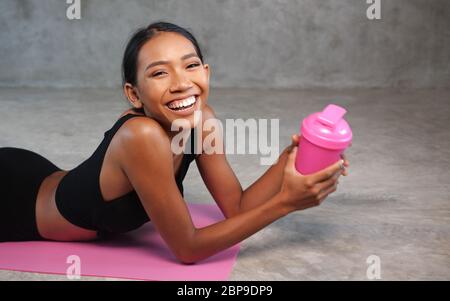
[{"x1": 165, "y1": 95, "x2": 200, "y2": 117}]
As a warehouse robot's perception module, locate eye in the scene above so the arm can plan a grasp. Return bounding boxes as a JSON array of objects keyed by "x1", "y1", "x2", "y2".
[
  {"x1": 187, "y1": 63, "x2": 200, "y2": 69},
  {"x1": 152, "y1": 71, "x2": 166, "y2": 77}
]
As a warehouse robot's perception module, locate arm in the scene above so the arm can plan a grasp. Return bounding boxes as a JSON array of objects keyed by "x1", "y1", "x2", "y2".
[
  {"x1": 191, "y1": 144, "x2": 345, "y2": 264},
  {"x1": 196, "y1": 105, "x2": 350, "y2": 216},
  {"x1": 118, "y1": 117, "x2": 289, "y2": 264},
  {"x1": 195, "y1": 105, "x2": 288, "y2": 217},
  {"x1": 197, "y1": 141, "x2": 290, "y2": 216}
]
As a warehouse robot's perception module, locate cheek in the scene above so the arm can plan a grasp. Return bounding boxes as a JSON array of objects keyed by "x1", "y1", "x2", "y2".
[
  {"x1": 142, "y1": 81, "x2": 166, "y2": 101},
  {"x1": 195, "y1": 73, "x2": 209, "y2": 90}
]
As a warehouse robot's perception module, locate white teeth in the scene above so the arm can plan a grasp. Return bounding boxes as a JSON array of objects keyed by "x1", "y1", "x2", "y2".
[{"x1": 167, "y1": 96, "x2": 196, "y2": 110}]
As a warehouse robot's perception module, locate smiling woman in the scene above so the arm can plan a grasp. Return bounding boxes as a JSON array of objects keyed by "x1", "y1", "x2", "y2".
[{"x1": 0, "y1": 21, "x2": 348, "y2": 264}]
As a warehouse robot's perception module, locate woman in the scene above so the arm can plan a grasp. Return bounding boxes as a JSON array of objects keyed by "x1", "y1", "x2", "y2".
[{"x1": 0, "y1": 22, "x2": 349, "y2": 263}]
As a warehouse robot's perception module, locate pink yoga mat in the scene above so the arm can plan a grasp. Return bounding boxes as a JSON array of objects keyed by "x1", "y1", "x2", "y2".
[{"x1": 0, "y1": 203, "x2": 240, "y2": 281}]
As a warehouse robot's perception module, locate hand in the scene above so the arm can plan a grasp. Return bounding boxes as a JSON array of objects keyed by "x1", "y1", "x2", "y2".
[{"x1": 280, "y1": 145, "x2": 346, "y2": 213}]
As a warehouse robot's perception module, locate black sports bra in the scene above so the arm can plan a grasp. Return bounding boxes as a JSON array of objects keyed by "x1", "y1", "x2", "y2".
[{"x1": 55, "y1": 113, "x2": 198, "y2": 235}]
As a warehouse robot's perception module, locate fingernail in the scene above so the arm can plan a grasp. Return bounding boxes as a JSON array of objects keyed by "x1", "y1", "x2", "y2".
[{"x1": 339, "y1": 159, "x2": 344, "y2": 169}]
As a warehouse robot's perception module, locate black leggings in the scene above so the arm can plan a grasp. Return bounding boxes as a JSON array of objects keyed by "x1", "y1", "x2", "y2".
[{"x1": 0, "y1": 147, "x2": 62, "y2": 242}]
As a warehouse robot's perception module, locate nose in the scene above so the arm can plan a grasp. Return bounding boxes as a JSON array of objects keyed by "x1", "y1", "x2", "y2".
[{"x1": 169, "y1": 72, "x2": 193, "y2": 93}]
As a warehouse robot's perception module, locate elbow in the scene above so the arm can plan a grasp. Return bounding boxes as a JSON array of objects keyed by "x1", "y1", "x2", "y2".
[
  {"x1": 175, "y1": 248, "x2": 200, "y2": 265},
  {"x1": 173, "y1": 233, "x2": 201, "y2": 265},
  {"x1": 177, "y1": 254, "x2": 197, "y2": 265}
]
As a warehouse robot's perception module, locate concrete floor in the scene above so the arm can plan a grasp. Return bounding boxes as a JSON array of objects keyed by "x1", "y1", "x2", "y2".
[{"x1": 0, "y1": 87, "x2": 449, "y2": 280}]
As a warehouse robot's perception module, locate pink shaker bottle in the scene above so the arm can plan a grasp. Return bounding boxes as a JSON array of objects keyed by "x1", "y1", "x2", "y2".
[{"x1": 295, "y1": 104, "x2": 353, "y2": 175}]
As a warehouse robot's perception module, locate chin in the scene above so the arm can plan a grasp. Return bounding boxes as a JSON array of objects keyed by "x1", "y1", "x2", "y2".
[{"x1": 168, "y1": 112, "x2": 196, "y2": 131}]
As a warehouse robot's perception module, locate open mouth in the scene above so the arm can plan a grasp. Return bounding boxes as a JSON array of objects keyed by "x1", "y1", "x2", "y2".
[{"x1": 166, "y1": 95, "x2": 198, "y2": 113}]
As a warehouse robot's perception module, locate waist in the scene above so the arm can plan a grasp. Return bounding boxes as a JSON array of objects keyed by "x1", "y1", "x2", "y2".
[
  {"x1": 38, "y1": 170, "x2": 68, "y2": 206},
  {"x1": 36, "y1": 170, "x2": 98, "y2": 241}
]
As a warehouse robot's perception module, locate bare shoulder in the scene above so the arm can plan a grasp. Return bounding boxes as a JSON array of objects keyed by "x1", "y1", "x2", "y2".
[
  {"x1": 120, "y1": 116, "x2": 166, "y2": 138},
  {"x1": 114, "y1": 116, "x2": 176, "y2": 197},
  {"x1": 115, "y1": 116, "x2": 171, "y2": 160}
]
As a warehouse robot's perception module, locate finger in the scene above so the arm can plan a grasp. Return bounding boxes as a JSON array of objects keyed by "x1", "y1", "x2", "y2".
[
  {"x1": 315, "y1": 172, "x2": 340, "y2": 191},
  {"x1": 339, "y1": 153, "x2": 349, "y2": 176},
  {"x1": 286, "y1": 135, "x2": 299, "y2": 153},
  {"x1": 317, "y1": 181, "x2": 338, "y2": 201},
  {"x1": 340, "y1": 153, "x2": 349, "y2": 167},
  {"x1": 309, "y1": 159, "x2": 344, "y2": 183},
  {"x1": 342, "y1": 168, "x2": 349, "y2": 176}
]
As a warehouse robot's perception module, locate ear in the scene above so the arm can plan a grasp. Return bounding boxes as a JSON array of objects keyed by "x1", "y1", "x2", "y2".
[
  {"x1": 123, "y1": 83, "x2": 143, "y2": 109},
  {"x1": 203, "y1": 63, "x2": 210, "y2": 82}
]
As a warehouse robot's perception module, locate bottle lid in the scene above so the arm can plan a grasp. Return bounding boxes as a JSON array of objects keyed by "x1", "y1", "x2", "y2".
[{"x1": 301, "y1": 104, "x2": 353, "y2": 150}]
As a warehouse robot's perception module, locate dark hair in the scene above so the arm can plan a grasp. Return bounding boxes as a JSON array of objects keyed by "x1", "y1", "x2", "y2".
[{"x1": 121, "y1": 21, "x2": 204, "y2": 88}]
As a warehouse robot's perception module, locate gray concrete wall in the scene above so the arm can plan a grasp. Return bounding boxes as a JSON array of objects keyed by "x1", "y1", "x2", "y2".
[{"x1": 0, "y1": 0, "x2": 449, "y2": 89}]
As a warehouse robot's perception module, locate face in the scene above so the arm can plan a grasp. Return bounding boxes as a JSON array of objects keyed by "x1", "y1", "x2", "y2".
[{"x1": 124, "y1": 32, "x2": 210, "y2": 132}]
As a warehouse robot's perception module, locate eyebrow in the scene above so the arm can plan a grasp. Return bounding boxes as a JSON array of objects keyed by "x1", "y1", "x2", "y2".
[{"x1": 144, "y1": 53, "x2": 199, "y2": 72}]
